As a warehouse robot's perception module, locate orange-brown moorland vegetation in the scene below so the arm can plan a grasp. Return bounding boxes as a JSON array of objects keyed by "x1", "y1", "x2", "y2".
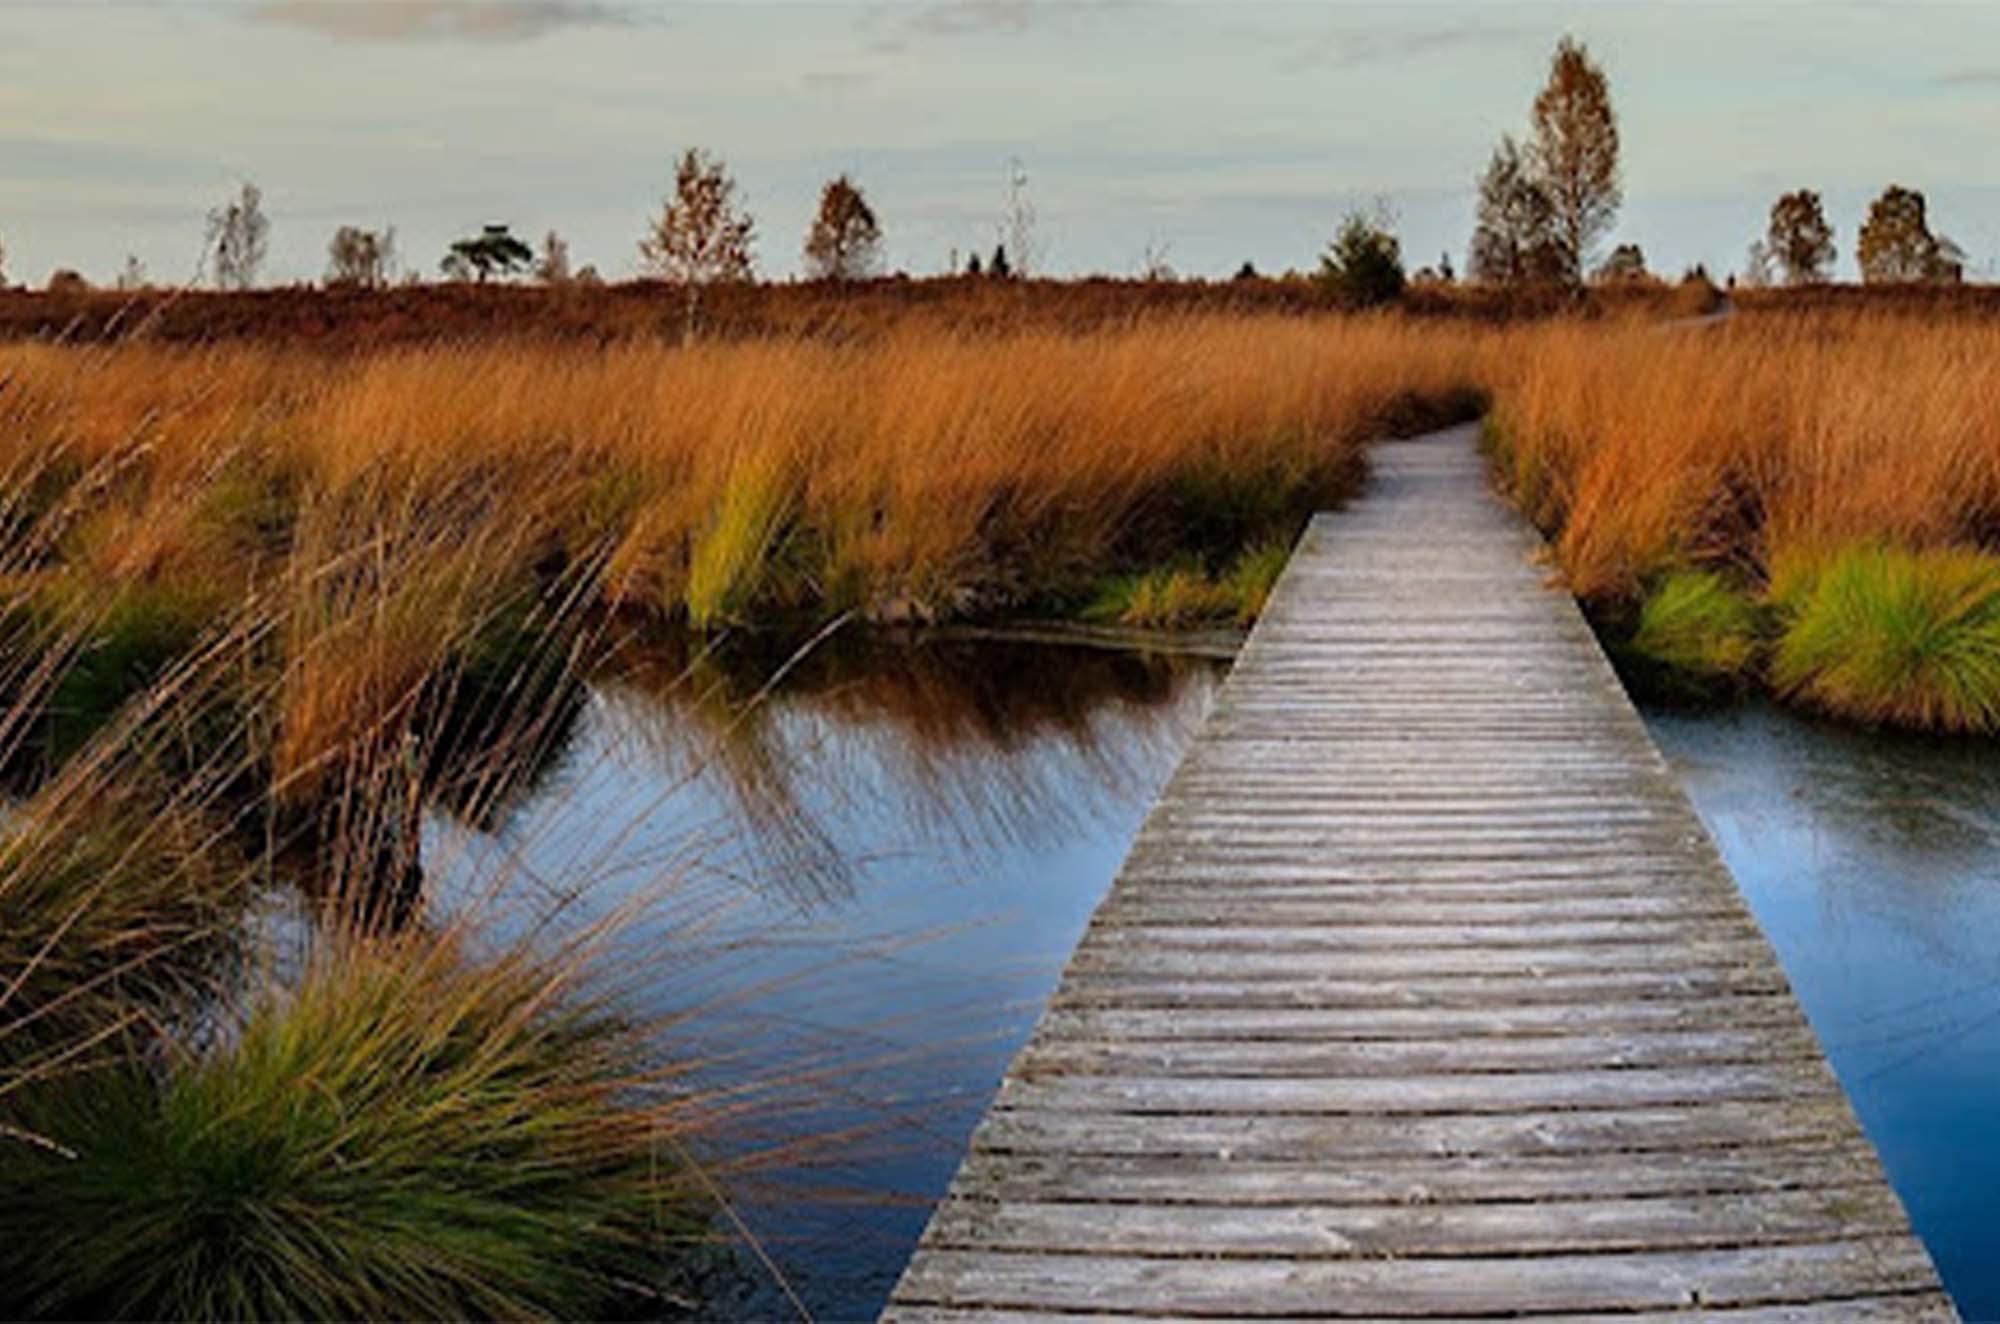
[{"x1": 1486, "y1": 309, "x2": 2000, "y2": 730}]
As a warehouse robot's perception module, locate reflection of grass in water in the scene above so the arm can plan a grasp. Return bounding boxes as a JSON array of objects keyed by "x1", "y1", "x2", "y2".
[{"x1": 594, "y1": 630, "x2": 1217, "y2": 914}]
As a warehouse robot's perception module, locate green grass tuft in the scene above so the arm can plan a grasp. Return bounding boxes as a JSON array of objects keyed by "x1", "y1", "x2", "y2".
[
  {"x1": 1628, "y1": 569, "x2": 1764, "y2": 680},
  {"x1": 0, "y1": 937, "x2": 705, "y2": 1322},
  {"x1": 1772, "y1": 543, "x2": 2000, "y2": 732},
  {"x1": 1083, "y1": 538, "x2": 1293, "y2": 630},
  {"x1": 1219, "y1": 538, "x2": 1293, "y2": 625}
]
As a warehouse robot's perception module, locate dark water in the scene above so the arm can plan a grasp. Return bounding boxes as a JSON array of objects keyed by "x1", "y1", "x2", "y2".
[
  {"x1": 426, "y1": 635, "x2": 1999, "y2": 1321},
  {"x1": 1643, "y1": 700, "x2": 2000, "y2": 1319},
  {"x1": 424, "y1": 636, "x2": 1223, "y2": 1321}
]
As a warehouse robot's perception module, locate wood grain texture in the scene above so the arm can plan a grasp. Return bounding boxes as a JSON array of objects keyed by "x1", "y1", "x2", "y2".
[{"x1": 884, "y1": 427, "x2": 1952, "y2": 1321}]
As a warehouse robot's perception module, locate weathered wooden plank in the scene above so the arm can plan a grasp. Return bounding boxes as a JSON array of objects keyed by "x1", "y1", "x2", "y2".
[
  {"x1": 968, "y1": 1100, "x2": 1868, "y2": 1161},
  {"x1": 887, "y1": 1301, "x2": 1956, "y2": 1324},
  {"x1": 1080, "y1": 924, "x2": 1768, "y2": 956},
  {"x1": 1051, "y1": 968, "x2": 1795, "y2": 1009},
  {"x1": 887, "y1": 429, "x2": 1948, "y2": 1319},
  {"x1": 1066, "y1": 940, "x2": 1774, "y2": 980},
  {"x1": 1018, "y1": 1026, "x2": 1823, "y2": 1076},
  {"x1": 946, "y1": 1144, "x2": 1886, "y2": 1206},
  {"x1": 920, "y1": 1186, "x2": 1912, "y2": 1257},
  {"x1": 892, "y1": 1241, "x2": 1941, "y2": 1314},
  {"x1": 1095, "y1": 892, "x2": 1750, "y2": 924},
  {"x1": 994, "y1": 1063, "x2": 1839, "y2": 1115},
  {"x1": 1036, "y1": 1000, "x2": 1809, "y2": 1043}
]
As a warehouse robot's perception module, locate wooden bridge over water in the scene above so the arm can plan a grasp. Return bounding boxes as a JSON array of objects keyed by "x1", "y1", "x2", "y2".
[{"x1": 886, "y1": 425, "x2": 1953, "y2": 1320}]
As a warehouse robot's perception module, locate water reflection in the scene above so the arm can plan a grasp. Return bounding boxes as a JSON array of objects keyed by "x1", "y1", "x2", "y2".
[
  {"x1": 422, "y1": 631, "x2": 1222, "y2": 1320},
  {"x1": 1645, "y1": 700, "x2": 2000, "y2": 1319},
  {"x1": 591, "y1": 634, "x2": 1198, "y2": 913}
]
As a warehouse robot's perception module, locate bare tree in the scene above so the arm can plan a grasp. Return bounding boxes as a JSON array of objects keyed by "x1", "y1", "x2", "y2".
[
  {"x1": 1765, "y1": 190, "x2": 1834, "y2": 285},
  {"x1": 1857, "y1": 185, "x2": 1950, "y2": 284},
  {"x1": 1001, "y1": 157, "x2": 1041, "y2": 276},
  {"x1": 205, "y1": 182, "x2": 270, "y2": 291},
  {"x1": 1468, "y1": 136, "x2": 1562, "y2": 285},
  {"x1": 114, "y1": 255, "x2": 149, "y2": 292},
  {"x1": 326, "y1": 225, "x2": 397, "y2": 289},
  {"x1": 640, "y1": 148, "x2": 756, "y2": 338},
  {"x1": 803, "y1": 174, "x2": 883, "y2": 282},
  {"x1": 536, "y1": 230, "x2": 573, "y2": 285},
  {"x1": 1529, "y1": 36, "x2": 1621, "y2": 284}
]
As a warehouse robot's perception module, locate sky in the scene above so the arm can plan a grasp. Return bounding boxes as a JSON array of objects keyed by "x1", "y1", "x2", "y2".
[{"x1": 2, "y1": 0, "x2": 1997, "y2": 287}]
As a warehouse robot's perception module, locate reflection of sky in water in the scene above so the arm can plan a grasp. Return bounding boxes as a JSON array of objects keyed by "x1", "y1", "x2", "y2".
[
  {"x1": 421, "y1": 641, "x2": 1221, "y2": 1320},
  {"x1": 1645, "y1": 701, "x2": 2000, "y2": 1320}
]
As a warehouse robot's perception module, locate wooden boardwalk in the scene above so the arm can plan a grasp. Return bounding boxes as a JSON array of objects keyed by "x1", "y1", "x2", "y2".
[{"x1": 885, "y1": 425, "x2": 1953, "y2": 1321}]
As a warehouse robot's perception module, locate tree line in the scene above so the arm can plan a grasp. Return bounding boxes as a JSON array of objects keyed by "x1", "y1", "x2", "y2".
[{"x1": 0, "y1": 39, "x2": 1976, "y2": 300}]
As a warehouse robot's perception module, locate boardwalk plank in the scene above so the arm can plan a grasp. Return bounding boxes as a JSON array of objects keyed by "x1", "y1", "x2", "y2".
[
  {"x1": 946, "y1": 1146, "x2": 1886, "y2": 1205},
  {"x1": 919, "y1": 1186, "x2": 1913, "y2": 1257},
  {"x1": 892, "y1": 1241, "x2": 1940, "y2": 1314}
]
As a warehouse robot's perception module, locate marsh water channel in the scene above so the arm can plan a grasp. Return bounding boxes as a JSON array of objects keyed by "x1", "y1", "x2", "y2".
[{"x1": 424, "y1": 633, "x2": 1999, "y2": 1321}]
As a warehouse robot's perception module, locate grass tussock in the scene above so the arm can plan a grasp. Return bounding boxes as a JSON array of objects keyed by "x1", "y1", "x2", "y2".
[
  {"x1": 1772, "y1": 543, "x2": 2000, "y2": 732},
  {"x1": 1627, "y1": 569, "x2": 1764, "y2": 682},
  {"x1": 0, "y1": 933, "x2": 706, "y2": 1322},
  {"x1": 1084, "y1": 537, "x2": 1294, "y2": 629}
]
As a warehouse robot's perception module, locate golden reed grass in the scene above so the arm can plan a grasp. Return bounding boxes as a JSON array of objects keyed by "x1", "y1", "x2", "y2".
[
  {"x1": 8, "y1": 305, "x2": 1998, "y2": 734},
  {"x1": 1485, "y1": 309, "x2": 2000, "y2": 729},
  {"x1": 1484, "y1": 311, "x2": 2000, "y2": 599}
]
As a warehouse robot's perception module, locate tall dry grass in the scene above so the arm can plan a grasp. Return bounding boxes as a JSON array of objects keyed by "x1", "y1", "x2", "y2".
[
  {"x1": 0, "y1": 317, "x2": 1484, "y2": 632},
  {"x1": 1484, "y1": 311, "x2": 2000, "y2": 728},
  {"x1": 1485, "y1": 312, "x2": 2000, "y2": 598}
]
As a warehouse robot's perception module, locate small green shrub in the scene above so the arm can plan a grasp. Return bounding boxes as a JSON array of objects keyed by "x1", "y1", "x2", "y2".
[
  {"x1": 1317, "y1": 210, "x2": 1406, "y2": 308},
  {"x1": 1773, "y1": 543, "x2": 2000, "y2": 732},
  {"x1": 0, "y1": 938, "x2": 705, "y2": 1322},
  {"x1": 1628, "y1": 569, "x2": 1764, "y2": 680}
]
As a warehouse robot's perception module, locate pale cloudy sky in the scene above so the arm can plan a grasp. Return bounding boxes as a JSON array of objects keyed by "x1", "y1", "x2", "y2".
[{"x1": 2, "y1": 1, "x2": 1996, "y2": 287}]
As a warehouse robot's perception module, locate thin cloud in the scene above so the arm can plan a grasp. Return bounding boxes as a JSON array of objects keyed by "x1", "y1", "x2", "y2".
[
  {"x1": 1283, "y1": 24, "x2": 1532, "y2": 73},
  {"x1": 863, "y1": 0, "x2": 1133, "y2": 50},
  {"x1": 250, "y1": 1, "x2": 629, "y2": 43},
  {"x1": 802, "y1": 70, "x2": 875, "y2": 94},
  {"x1": 1939, "y1": 68, "x2": 2000, "y2": 87}
]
